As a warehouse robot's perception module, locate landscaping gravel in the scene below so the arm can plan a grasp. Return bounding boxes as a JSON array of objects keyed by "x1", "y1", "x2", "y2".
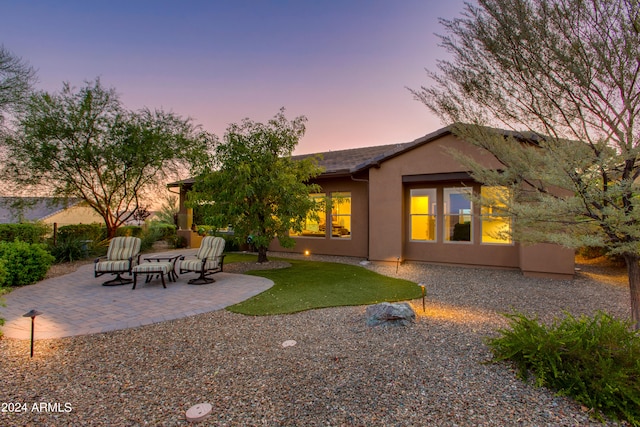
[{"x1": 0, "y1": 252, "x2": 631, "y2": 426}]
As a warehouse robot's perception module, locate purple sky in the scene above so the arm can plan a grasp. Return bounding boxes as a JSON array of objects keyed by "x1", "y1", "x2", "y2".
[{"x1": 2, "y1": 0, "x2": 467, "y2": 154}]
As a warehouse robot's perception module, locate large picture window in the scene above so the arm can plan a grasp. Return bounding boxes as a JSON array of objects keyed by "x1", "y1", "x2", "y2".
[
  {"x1": 444, "y1": 187, "x2": 472, "y2": 242},
  {"x1": 410, "y1": 189, "x2": 436, "y2": 241},
  {"x1": 290, "y1": 193, "x2": 326, "y2": 238},
  {"x1": 481, "y1": 186, "x2": 512, "y2": 244},
  {"x1": 331, "y1": 192, "x2": 351, "y2": 239}
]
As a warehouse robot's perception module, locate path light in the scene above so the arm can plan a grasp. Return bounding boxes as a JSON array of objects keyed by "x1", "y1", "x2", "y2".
[
  {"x1": 304, "y1": 250, "x2": 310, "y2": 256},
  {"x1": 396, "y1": 257, "x2": 401, "y2": 274},
  {"x1": 23, "y1": 309, "x2": 42, "y2": 358},
  {"x1": 418, "y1": 283, "x2": 426, "y2": 312}
]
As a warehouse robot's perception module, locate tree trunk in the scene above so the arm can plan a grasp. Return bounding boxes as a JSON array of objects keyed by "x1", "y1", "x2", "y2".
[
  {"x1": 257, "y1": 246, "x2": 269, "y2": 263},
  {"x1": 623, "y1": 253, "x2": 640, "y2": 330}
]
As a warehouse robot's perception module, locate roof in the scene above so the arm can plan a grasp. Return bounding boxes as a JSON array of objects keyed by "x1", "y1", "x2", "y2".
[
  {"x1": 0, "y1": 197, "x2": 82, "y2": 224},
  {"x1": 293, "y1": 125, "x2": 455, "y2": 176}
]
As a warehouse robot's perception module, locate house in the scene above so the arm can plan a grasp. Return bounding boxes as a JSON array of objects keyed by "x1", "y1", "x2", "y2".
[
  {"x1": 169, "y1": 125, "x2": 575, "y2": 279},
  {"x1": 0, "y1": 197, "x2": 104, "y2": 227}
]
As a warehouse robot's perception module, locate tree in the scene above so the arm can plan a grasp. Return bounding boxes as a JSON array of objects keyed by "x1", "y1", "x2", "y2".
[
  {"x1": 0, "y1": 45, "x2": 36, "y2": 126},
  {"x1": 412, "y1": 0, "x2": 640, "y2": 328},
  {"x1": 1, "y1": 79, "x2": 213, "y2": 238},
  {"x1": 189, "y1": 109, "x2": 324, "y2": 263}
]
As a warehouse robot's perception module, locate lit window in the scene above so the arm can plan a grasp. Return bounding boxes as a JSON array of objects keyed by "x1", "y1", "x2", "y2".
[
  {"x1": 290, "y1": 193, "x2": 326, "y2": 238},
  {"x1": 410, "y1": 189, "x2": 436, "y2": 241},
  {"x1": 444, "y1": 187, "x2": 472, "y2": 242},
  {"x1": 481, "y1": 186, "x2": 512, "y2": 244},
  {"x1": 331, "y1": 192, "x2": 351, "y2": 239}
]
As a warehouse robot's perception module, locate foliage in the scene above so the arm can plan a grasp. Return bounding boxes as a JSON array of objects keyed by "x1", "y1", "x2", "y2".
[
  {"x1": 56, "y1": 223, "x2": 106, "y2": 242},
  {"x1": 132, "y1": 205, "x2": 152, "y2": 225},
  {"x1": 154, "y1": 193, "x2": 179, "y2": 225},
  {"x1": 116, "y1": 225, "x2": 144, "y2": 237},
  {"x1": 189, "y1": 108, "x2": 324, "y2": 263},
  {"x1": 0, "y1": 223, "x2": 50, "y2": 243},
  {"x1": 487, "y1": 311, "x2": 640, "y2": 425},
  {"x1": 0, "y1": 45, "x2": 36, "y2": 126},
  {"x1": 147, "y1": 221, "x2": 177, "y2": 240},
  {"x1": 0, "y1": 258, "x2": 7, "y2": 286},
  {"x1": 413, "y1": 0, "x2": 640, "y2": 328},
  {"x1": 0, "y1": 240, "x2": 55, "y2": 286},
  {"x1": 1, "y1": 78, "x2": 214, "y2": 239},
  {"x1": 228, "y1": 257, "x2": 421, "y2": 315}
]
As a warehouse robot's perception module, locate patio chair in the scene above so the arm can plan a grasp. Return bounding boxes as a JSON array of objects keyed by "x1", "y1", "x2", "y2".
[
  {"x1": 180, "y1": 236, "x2": 226, "y2": 284},
  {"x1": 94, "y1": 236, "x2": 142, "y2": 286}
]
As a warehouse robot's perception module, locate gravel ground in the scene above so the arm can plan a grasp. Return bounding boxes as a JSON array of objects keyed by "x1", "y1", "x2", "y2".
[{"x1": 0, "y1": 252, "x2": 631, "y2": 426}]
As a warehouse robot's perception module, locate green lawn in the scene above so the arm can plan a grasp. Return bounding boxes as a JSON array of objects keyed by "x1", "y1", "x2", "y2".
[{"x1": 226, "y1": 254, "x2": 421, "y2": 315}]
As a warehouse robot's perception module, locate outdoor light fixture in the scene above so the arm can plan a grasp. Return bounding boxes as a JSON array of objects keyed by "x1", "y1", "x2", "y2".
[
  {"x1": 396, "y1": 257, "x2": 401, "y2": 274},
  {"x1": 23, "y1": 309, "x2": 42, "y2": 358},
  {"x1": 304, "y1": 250, "x2": 310, "y2": 256},
  {"x1": 418, "y1": 283, "x2": 426, "y2": 312}
]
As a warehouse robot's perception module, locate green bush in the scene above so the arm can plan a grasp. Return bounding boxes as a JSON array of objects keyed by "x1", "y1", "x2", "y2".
[
  {"x1": 116, "y1": 225, "x2": 143, "y2": 237},
  {"x1": 0, "y1": 223, "x2": 50, "y2": 244},
  {"x1": 0, "y1": 259, "x2": 7, "y2": 287},
  {"x1": 0, "y1": 241, "x2": 55, "y2": 286},
  {"x1": 487, "y1": 311, "x2": 640, "y2": 425},
  {"x1": 147, "y1": 221, "x2": 177, "y2": 240},
  {"x1": 56, "y1": 223, "x2": 106, "y2": 242}
]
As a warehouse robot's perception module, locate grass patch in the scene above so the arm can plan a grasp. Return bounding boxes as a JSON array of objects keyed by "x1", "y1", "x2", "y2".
[{"x1": 227, "y1": 257, "x2": 421, "y2": 315}]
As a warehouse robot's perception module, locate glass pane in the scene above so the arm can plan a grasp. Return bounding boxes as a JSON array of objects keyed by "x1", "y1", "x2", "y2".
[
  {"x1": 481, "y1": 216, "x2": 512, "y2": 244},
  {"x1": 331, "y1": 192, "x2": 351, "y2": 239},
  {"x1": 291, "y1": 193, "x2": 326, "y2": 237},
  {"x1": 444, "y1": 187, "x2": 472, "y2": 242},
  {"x1": 411, "y1": 215, "x2": 436, "y2": 241}
]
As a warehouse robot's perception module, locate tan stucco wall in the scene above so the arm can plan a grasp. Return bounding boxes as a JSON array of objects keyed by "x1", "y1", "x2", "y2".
[
  {"x1": 269, "y1": 177, "x2": 369, "y2": 258},
  {"x1": 43, "y1": 205, "x2": 103, "y2": 227},
  {"x1": 368, "y1": 134, "x2": 504, "y2": 263},
  {"x1": 367, "y1": 133, "x2": 574, "y2": 278}
]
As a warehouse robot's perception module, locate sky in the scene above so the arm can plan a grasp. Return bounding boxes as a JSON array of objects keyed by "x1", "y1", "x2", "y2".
[{"x1": 1, "y1": 0, "x2": 468, "y2": 155}]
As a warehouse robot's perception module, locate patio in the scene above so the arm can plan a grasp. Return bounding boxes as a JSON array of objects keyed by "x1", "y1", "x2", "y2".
[{"x1": 0, "y1": 249, "x2": 274, "y2": 340}]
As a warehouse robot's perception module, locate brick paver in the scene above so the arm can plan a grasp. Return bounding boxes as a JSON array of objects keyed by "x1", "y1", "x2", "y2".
[{"x1": 0, "y1": 250, "x2": 273, "y2": 340}]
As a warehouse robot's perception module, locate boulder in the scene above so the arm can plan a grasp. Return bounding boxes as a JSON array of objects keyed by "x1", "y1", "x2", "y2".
[{"x1": 366, "y1": 302, "x2": 416, "y2": 327}]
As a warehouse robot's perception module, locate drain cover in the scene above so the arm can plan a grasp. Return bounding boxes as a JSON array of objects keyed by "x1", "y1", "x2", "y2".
[
  {"x1": 282, "y1": 340, "x2": 297, "y2": 347},
  {"x1": 186, "y1": 402, "x2": 212, "y2": 423}
]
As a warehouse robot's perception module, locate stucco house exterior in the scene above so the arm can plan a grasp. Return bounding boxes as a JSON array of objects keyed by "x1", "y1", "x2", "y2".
[
  {"x1": 170, "y1": 125, "x2": 575, "y2": 279},
  {"x1": 0, "y1": 197, "x2": 104, "y2": 227}
]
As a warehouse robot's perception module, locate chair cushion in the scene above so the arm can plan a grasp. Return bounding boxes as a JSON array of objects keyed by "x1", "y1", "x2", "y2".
[
  {"x1": 195, "y1": 236, "x2": 225, "y2": 261},
  {"x1": 181, "y1": 259, "x2": 219, "y2": 272},
  {"x1": 106, "y1": 236, "x2": 141, "y2": 261},
  {"x1": 133, "y1": 262, "x2": 172, "y2": 274},
  {"x1": 95, "y1": 260, "x2": 132, "y2": 273}
]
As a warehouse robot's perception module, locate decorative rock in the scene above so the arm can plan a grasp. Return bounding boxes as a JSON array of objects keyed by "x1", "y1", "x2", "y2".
[
  {"x1": 282, "y1": 339, "x2": 297, "y2": 347},
  {"x1": 185, "y1": 402, "x2": 212, "y2": 423},
  {"x1": 365, "y1": 302, "x2": 416, "y2": 327}
]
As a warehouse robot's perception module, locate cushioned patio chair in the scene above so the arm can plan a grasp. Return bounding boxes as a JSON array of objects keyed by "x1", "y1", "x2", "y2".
[
  {"x1": 180, "y1": 236, "x2": 226, "y2": 284},
  {"x1": 94, "y1": 236, "x2": 142, "y2": 286}
]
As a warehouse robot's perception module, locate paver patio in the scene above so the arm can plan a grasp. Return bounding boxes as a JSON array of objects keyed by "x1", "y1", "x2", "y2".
[{"x1": 0, "y1": 249, "x2": 274, "y2": 340}]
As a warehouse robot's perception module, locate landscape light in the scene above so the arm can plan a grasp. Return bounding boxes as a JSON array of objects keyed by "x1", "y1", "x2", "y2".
[{"x1": 23, "y1": 309, "x2": 42, "y2": 358}]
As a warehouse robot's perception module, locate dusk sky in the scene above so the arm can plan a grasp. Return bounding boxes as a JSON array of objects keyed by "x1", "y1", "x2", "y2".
[{"x1": 2, "y1": 0, "x2": 468, "y2": 155}]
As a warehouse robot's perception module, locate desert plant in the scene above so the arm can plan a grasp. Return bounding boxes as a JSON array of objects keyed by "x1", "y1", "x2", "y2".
[
  {"x1": 487, "y1": 311, "x2": 640, "y2": 425},
  {"x1": 0, "y1": 223, "x2": 50, "y2": 243},
  {"x1": 0, "y1": 240, "x2": 55, "y2": 286}
]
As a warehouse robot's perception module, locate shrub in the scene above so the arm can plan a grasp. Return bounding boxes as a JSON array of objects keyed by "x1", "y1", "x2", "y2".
[
  {"x1": 116, "y1": 225, "x2": 143, "y2": 237},
  {"x1": 0, "y1": 241, "x2": 55, "y2": 286},
  {"x1": 0, "y1": 223, "x2": 50, "y2": 244},
  {"x1": 486, "y1": 311, "x2": 640, "y2": 425},
  {"x1": 56, "y1": 223, "x2": 105, "y2": 242},
  {"x1": 147, "y1": 221, "x2": 177, "y2": 241}
]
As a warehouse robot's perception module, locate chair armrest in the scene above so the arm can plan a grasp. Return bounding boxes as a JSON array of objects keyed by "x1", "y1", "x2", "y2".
[{"x1": 94, "y1": 256, "x2": 107, "y2": 264}]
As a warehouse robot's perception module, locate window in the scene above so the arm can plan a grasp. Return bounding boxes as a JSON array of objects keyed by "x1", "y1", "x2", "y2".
[
  {"x1": 290, "y1": 193, "x2": 326, "y2": 238},
  {"x1": 410, "y1": 189, "x2": 436, "y2": 241},
  {"x1": 481, "y1": 186, "x2": 512, "y2": 244},
  {"x1": 444, "y1": 187, "x2": 472, "y2": 242},
  {"x1": 331, "y1": 192, "x2": 351, "y2": 239}
]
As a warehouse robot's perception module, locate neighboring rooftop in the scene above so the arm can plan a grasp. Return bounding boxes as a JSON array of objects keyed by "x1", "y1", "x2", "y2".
[{"x1": 0, "y1": 197, "x2": 81, "y2": 224}]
